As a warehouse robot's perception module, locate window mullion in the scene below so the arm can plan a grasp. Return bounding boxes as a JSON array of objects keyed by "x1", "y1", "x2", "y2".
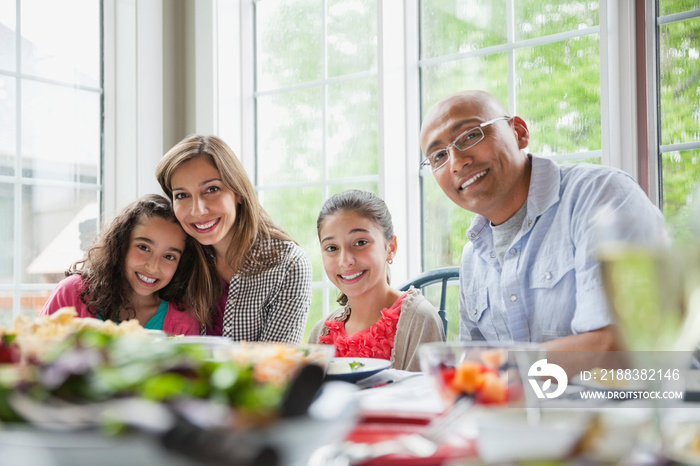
[{"x1": 13, "y1": 0, "x2": 22, "y2": 319}]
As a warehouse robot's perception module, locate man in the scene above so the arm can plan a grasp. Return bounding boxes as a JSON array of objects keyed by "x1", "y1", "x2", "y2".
[{"x1": 419, "y1": 90, "x2": 666, "y2": 352}]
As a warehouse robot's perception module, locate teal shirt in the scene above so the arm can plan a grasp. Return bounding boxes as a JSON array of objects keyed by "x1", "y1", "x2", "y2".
[
  {"x1": 99, "y1": 300, "x2": 168, "y2": 330},
  {"x1": 144, "y1": 300, "x2": 168, "y2": 330}
]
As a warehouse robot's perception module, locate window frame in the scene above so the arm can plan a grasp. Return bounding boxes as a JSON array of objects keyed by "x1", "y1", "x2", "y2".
[
  {"x1": 1, "y1": 0, "x2": 104, "y2": 321},
  {"x1": 197, "y1": 1, "x2": 695, "y2": 321}
]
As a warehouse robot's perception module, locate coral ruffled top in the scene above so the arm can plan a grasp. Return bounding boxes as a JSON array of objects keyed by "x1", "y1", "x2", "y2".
[{"x1": 318, "y1": 293, "x2": 406, "y2": 361}]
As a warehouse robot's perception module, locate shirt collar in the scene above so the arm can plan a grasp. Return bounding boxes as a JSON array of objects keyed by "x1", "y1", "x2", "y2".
[{"x1": 466, "y1": 153, "x2": 561, "y2": 240}]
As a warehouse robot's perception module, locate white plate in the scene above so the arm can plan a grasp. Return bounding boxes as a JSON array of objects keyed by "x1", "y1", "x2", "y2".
[
  {"x1": 325, "y1": 357, "x2": 391, "y2": 383},
  {"x1": 167, "y1": 336, "x2": 233, "y2": 346}
]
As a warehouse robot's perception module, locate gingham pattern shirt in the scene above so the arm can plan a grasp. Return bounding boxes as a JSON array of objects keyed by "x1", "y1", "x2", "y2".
[
  {"x1": 460, "y1": 155, "x2": 666, "y2": 343},
  {"x1": 216, "y1": 237, "x2": 312, "y2": 343}
]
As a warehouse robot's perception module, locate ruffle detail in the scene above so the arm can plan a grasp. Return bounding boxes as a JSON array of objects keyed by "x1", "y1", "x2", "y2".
[{"x1": 318, "y1": 293, "x2": 406, "y2": 360}]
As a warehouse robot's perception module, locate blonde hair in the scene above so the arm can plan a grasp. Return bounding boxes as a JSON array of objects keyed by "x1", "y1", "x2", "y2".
[{"x1": 156, "y1": 135, "x2": 293, "y2": 276}]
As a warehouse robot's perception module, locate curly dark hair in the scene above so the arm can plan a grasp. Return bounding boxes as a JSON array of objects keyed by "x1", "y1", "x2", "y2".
[{"x1": 67, "y1": 194, "x2": 207, "y2": 323}]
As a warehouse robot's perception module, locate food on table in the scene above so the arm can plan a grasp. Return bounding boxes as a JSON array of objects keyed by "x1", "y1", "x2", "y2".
[
  {"x1": 437, "y1": 349, "x2": 510, "y2": 405},
  {"x1": 2, "y1": 307, "x2": 147, "y2": 362},
  {"x1": 0, "y1": 311, "x2": 320, "y2": 430},
  {"x1": 327, "y1": 358, "x2": 366, "y2": 375},
  {"x1": 349, "y1": 361, "x2": 365, "y2": 372},
  {"x1": 218, "y1": 341, "x2": 334, "y2": 385}
]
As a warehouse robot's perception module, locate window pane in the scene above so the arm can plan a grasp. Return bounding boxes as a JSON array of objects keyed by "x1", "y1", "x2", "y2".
[
  {"x1": 420, "y1": 0, "x2": 507, "y2": 59},
  {"x1": 329, "y1": 181, "x2": 378, "y2": 196},
  {"x1": 0, "y1": 292, "x2": 12, "y2": 328},
  {"x1": 256, "y1": 0, "x2": 323, "y2": 91},
  {"x1": 22, "y1": 185, "x2": 98, "y2": 284},
  {"x1": 259, "y1": 187, "x2": 324, "y2": 281},
  {"x1": 257, "y1": 88, "x2": 323, "y2": 186},
  {"x1": 658, "y1": 16, "x2": 700, "y2": 146},
  {"x1": 659, "y1": 0, "x2": 700, "y2": 17},
  {"x1": 22, "y1": 82, "x2": 100, "y2": 182},
  {"x1": 0, "y1": 183, "x2": 14, "y2": 285},
  {"x1": 328, "y1": 77, "x2": 378, "y2": 179},
  {"x1": 21, "y1": 0, "x2": 100, "y2": 87},
  {"x1": 0, "y1": 1, "x2": 16, "y2": 72},
  {"x1": 421, "y1": 53, "x2": 509, "y2": 118},
  {"x1": 303, "y1": 288, "x2": 325, "y2": 342},
  {"x1": 421, "y1": 279, "x2": 460, "y2": 340},
  {"x1": 516, "y1": 35, "x2": 601, "y2": 155},
  {"x1": 421, "y1": 175, "x2": 475, "y2": 269},
  {"x1": 327, "y1": 0, "x2": 377, "y2": 77},
  {"x1": 0, "y1": 76, "x2": 15, "y2": 176},
  {"x1": 662, "y1": 149, "x2": 700, "y2": 241},
  {"x1": 515, "y1": 0, "x2": 598, "y2": 41}
]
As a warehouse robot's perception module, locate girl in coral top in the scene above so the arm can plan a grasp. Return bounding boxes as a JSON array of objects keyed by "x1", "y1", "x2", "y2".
[
  {"x1": 308, "y1": 190, "x2": 445, "y2": 371},
  {"x1": 41, "y1": 194, "x2": 211, "y2": 336}
]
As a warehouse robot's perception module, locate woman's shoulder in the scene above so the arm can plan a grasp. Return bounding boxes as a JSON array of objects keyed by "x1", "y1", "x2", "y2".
[{"x1": 250, "y1": 237, "x2": 310, "y2": 267}]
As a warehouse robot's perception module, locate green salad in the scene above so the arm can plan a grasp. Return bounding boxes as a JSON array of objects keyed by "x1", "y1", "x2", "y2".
[{"x1": 0, "y1": 328, "x2": 286, "y2": 426}]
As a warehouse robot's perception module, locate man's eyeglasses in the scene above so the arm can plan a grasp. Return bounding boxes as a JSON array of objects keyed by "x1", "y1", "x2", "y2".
[{"x1": 420, "y1": 116, "x2": 511, "y2": 172}]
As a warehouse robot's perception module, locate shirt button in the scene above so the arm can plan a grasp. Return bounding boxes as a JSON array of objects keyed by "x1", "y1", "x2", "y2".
[
  {"x1": 510, "y1": 294, "x2": 517, "y2": 302},
  {"x1": 490, "y1": 252, "x2": 496, "y2": 258},
  {"x1": 472, "y1": 308, "x2": 478, "y2": 316},
  {"x1": 509, "y1": 249, "x2": 517, "y2": 255},
  {"x1": 528, "y1": 220, "x2": 533, "y2": 227},
  {"x1": 469, "y1": 233, "x2": 476, "y2": 239},
  {"x1": 224, "y1": 325, "x2": 232, "y2": 332},
  {"x1": 545, "y1": 272, "x2": 552, "y2": 280}
]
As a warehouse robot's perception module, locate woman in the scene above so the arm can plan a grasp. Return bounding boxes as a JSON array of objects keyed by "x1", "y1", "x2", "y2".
[{"x1": 156, "y1": 135, "x2": 312, "y2": 343}]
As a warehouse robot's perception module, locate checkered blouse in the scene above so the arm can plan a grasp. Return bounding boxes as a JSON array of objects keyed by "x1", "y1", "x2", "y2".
[{"x1": 216, "y1": 237, "x2": 312, "y2": 343}]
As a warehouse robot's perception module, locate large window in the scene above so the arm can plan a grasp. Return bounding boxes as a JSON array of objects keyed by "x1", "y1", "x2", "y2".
[
  {"x1": 0, "y1": 0, "x2": 102, "y2": 327},
  {"x1": 656, "y1": 2, "x2": 700, "y2": 241},
  {"x1": 247, "y1": 0, "x2": 607, "y2": 339},
  {"x1": 419, "y1": 0, "x2": 602, "y2": 271},
  {"x1": 254, "y1": 0, "x2": 379, "y2": 337}
]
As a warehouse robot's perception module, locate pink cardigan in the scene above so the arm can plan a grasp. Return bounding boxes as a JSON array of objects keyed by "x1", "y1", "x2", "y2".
[{"x1": 40, "y1": 274, "x2": 200, "y2": 336}]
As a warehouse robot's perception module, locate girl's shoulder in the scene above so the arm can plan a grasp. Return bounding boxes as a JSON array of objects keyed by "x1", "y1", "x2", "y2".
[
  {"x1": 57, "y1": 273, "x2": 87, "y2": 293},
  {"x1": 400, "y1": 286, "x2": 433, "y2": 311},
  {"x1": 163, "y1": 302, "x2": 200, "y2": 336}
]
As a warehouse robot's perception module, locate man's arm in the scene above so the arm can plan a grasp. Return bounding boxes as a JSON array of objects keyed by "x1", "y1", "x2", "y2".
[
  {"x1": 543, "y1": 325, "x2": 620, "y2": 352},
  {"x1": 542, "y1": 325, "x2": 626, "y2": 377}
]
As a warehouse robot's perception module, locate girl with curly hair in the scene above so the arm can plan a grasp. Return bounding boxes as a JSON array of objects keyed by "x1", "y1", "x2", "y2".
[{"x1": 41, "y1": 194, "x2": 211, "y2": 335}]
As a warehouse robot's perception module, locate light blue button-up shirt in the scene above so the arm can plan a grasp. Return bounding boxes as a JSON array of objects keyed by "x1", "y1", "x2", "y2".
[{"x1": 459, "y1": 155, "x2": 667, "y2": 343}]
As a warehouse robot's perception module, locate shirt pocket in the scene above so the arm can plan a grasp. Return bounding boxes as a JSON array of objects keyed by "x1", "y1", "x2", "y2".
[
  {"x1": 463, "y1": 287, "x2": 490, "y2": 324},
  {"x1": 461, "y1": 287, "x2": 500, "y2": 341},
  {"x1": 530, "y1": 247, "x2": 575, "y2": 290},
  {"x1": 529, "y1": 247, "x2": 576, "y2": 338}
]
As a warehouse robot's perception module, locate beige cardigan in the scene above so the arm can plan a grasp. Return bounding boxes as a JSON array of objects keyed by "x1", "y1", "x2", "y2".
[{"x1": 308, "y1": 287, "x2": 445, "y2": 371}]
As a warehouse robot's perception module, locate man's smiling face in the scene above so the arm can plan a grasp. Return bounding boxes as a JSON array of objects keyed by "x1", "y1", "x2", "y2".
[{"x1": 420, "y1": 91, "x2": 531, "y2": 225}]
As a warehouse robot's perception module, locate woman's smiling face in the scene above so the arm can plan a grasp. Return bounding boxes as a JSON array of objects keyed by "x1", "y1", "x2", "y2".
[
  {"x1": 319, "y1": 210, "x2": 396, "y2": 301},
  {"x1": 169, "y1": 156, "x2": 240, "y2": 254}
]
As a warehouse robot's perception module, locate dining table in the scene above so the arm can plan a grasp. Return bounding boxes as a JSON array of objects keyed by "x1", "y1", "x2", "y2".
[{"x1": 3, "y1": 361, "x2": 700, "y2": 465}]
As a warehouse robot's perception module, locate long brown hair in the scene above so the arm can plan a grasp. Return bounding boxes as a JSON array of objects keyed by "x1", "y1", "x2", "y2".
[
  {"x1": 68, "y1": 194, "x2": 211, "y2": 325},
  {"x1": 156, "y1": 134, "x2": 293, "y2": 277}
]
